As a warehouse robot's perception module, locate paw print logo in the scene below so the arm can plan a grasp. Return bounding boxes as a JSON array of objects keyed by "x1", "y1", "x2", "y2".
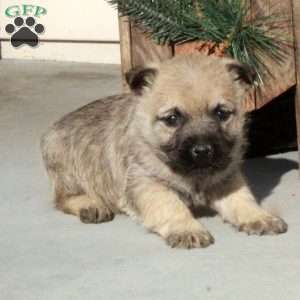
[{"x1": 5, "y1": 17, "x2": 44, "y2": 47}]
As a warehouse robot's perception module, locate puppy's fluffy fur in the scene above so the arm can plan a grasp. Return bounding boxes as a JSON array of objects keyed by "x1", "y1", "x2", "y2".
[{"x1": 41, "y1": 54, "x2": 287, "y2": 248}]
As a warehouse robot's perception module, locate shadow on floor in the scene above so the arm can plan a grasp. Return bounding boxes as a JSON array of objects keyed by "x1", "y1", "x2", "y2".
[
  {"x1": 243, "y1": 157, "x2": 298, "y2": 204},
  {"x1": 193, "y1": 156, "x2": 298, "y2": 218}
]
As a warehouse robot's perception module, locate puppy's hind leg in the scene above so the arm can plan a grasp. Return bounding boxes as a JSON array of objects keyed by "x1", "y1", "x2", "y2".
[
  {"x1": 53, "y1": 175, "x2": 114, "y2": 224},
  {"x1": 63, "y1": 195, "x2": 115, "y2": 224}
]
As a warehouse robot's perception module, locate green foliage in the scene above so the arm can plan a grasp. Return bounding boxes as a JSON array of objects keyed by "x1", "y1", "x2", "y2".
[{"x1": 108, "y1": 0, "x2": 288, "y2": 82}]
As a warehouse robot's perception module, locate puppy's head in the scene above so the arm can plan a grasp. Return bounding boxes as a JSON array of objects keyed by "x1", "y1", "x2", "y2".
[{"x1": 127, "y1": 54, "x2": 255, "y2": 177}]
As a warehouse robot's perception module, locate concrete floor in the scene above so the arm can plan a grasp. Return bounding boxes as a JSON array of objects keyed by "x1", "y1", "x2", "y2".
[{"x1": 0, "y1": 59, "x2": 300, "y2": 300}]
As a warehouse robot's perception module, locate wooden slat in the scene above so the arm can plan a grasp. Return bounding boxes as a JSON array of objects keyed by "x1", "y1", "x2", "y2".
[
  {"x1": 130, "y1": 24, "x2": 173, "y2": 67},
  {"x1": 118, "y1": 16, "x2": 132, "y2": 92},
  {"x1": 252, "y1": 0, "x2": 296, "y2": 109},
  {"x1": 292, "y1": 0, "x2": 300, "y2": 165},
  {"x1": 118, "y1": 20, "x2": 172, "y2": 92}
]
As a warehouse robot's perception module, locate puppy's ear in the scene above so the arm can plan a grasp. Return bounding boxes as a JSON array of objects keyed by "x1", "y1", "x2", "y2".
[
  {"x1": 125, "y1": 67, "x2": 158, "y2": 95},
  {"x1": 227, "y1": 63, "x2": 256, "y2": 86}
]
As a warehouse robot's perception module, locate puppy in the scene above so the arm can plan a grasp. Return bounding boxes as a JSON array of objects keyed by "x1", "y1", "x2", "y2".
[{"x1": 41, "y1": 54, "x2": 287, "y2": 249}]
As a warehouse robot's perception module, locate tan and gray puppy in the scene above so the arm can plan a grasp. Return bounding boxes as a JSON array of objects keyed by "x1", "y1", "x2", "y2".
[{"x1": 41, "y1": 54, "x2": 287, "y2": 249}]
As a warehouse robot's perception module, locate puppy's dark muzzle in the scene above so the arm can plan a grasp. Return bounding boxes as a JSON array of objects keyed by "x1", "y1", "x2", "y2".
[
  {"x1": 161, "y1": 134, "x2": 234, "y2": 175},
  {"x1": 190, "y1": 143, "x2": 214, "y2": 168},
  {"x1": 177, "y1": 136, "x2": 218, "y2": 171}
]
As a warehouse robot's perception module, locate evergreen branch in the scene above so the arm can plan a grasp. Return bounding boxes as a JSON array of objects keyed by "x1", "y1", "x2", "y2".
[{"x1": 107, "y1": 0, "x2": 289, "y2": 83}]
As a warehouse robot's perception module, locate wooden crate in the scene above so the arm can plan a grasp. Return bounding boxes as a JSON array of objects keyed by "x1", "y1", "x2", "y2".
[{"x1": 118, "y1": 0, "x2": 296, "y2": 112}]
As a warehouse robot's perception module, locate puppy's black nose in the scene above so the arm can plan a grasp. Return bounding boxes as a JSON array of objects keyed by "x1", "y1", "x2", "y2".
[{"x1": 190, "y1": 143, "x2": 213, "y2": 161}]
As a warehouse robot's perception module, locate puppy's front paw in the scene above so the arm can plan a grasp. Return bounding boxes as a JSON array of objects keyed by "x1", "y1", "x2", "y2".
[
  {"x1": 238, "y1": 215, "x2": 288, "y2": 235},
  {"x1": 166, "y1": 230, "x2": 214, "y2": 249}
]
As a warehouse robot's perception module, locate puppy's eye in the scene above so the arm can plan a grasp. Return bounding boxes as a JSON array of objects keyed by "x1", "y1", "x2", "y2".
[
  {"x1": 163, "y1": 114, "x2": 180, "y2": 127},
  {"x1": 213, "y1": 105, "x2": 233, "y2": 122},
  {"x1": 161, "y1": 110, "x2": 183, "y2": 127}
]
